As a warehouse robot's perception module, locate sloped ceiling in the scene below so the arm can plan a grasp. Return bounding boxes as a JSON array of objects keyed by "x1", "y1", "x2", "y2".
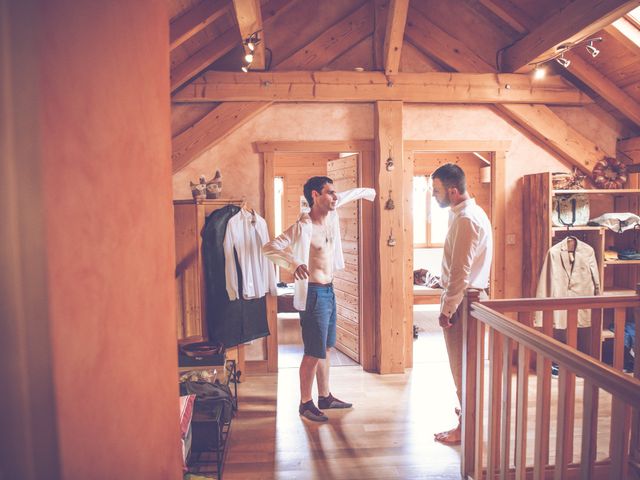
[{"x1": 169, "y1": 0, "x2": 640, "y2": 172}]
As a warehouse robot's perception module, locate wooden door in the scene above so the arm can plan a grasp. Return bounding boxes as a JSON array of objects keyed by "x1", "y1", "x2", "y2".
[{"x1": 327, "y1": 154, "x2": 360, "y2": 363}]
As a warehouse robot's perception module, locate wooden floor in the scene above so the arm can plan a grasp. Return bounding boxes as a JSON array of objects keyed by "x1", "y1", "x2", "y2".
[
  {"x1": 206, "y1": 307, "x2": 618, "y2": 479},
  {"x1": 221, "y1": 307, "x2": 463, "y2": 480}
]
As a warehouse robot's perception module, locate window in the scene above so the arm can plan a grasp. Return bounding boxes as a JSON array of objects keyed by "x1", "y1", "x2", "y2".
[{"x1": 413, "y1": 175, "x2": 449, "y2": 247}]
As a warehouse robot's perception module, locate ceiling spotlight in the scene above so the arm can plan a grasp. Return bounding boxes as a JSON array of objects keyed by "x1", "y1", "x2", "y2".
[
  {"x1": 244, "y1": 53, "x2": 254, "y2": 63},
  {"x1": 586, "y1": 41, "x2": 600, "y2": 57},
  {"x1": 247, "y1": 41, "x2": 255, "y2": 52},
  {"x1": 556, "y1": 54, "x2": 571, "y2": 68},
  {"x1": 533, "y1": 65, "x2": 546, "y2": 80},
  {"x1": 241, "y1": 65, "x2": 250, "y2": 73}
]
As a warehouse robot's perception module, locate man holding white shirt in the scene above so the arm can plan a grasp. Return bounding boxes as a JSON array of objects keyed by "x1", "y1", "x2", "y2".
[
  {"x1": 263, "y1": 176, "x2": 375, "y2": 422},
  {"x1": 431, "y1": 163, "x2": 493, "y2": 445}
]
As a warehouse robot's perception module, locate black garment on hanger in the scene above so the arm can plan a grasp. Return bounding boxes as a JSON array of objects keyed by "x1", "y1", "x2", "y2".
[{"x1": 201, "y1": 204, "x2": 270, "y2": 348}]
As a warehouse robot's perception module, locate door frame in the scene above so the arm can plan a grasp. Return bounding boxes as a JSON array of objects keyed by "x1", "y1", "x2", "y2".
[
  {"x1": 404, "y1": 140, "x2": 509, "y2": 367},
  {"x1": 257, "y1": 140, "x2": 376, "y2": 373}
]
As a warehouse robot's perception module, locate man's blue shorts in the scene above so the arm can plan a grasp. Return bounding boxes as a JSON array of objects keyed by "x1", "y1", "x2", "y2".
[{"x1": 299, "y1": 283, "x2": 337, "y2": 359}]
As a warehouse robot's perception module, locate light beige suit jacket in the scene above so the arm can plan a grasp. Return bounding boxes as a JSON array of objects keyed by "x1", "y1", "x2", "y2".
[{"x1": 534, "y1": 237, "x2": 600, "y2": 329}]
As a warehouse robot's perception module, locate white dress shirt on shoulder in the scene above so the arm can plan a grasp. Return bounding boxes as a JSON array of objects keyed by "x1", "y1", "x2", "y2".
[
  {"x1": 440, "y1": 198, "x2": 493, "y2": 317},
  {"x1": 224, "y1": 209, "x2": 277, "y2": 301},
  {"x1": 262, "y1": 188, "x2": 376, "y2": 311}
]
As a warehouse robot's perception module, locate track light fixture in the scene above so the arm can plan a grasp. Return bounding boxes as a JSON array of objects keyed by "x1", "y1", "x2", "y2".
[
  {"x1": 529, "y1": 36, "x2": 603, "y2": 80},
  {"x1": 586, "y1": 41, "x2": 600, "y2": 58},
  {"x1": 556, "y1": 53, "x2": 571, "y2": 68},
  {"x1": 240, "y1": 31, "x2": 262, "y2": 73}
]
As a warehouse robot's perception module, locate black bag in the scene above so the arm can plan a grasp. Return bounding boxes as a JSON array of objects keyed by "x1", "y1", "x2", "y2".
[{"x1": 180, "y1": 380, "x2": 234, "y2": 423}]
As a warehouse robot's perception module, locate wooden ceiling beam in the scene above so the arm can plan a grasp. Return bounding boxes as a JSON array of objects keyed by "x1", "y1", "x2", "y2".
[
  {"x1": 618, "y1": 136, "x2": 640, "y2": 163},
  {"x1": 276, "y1": 2, "x2": 374, "y2": 70},
  {"x1": 170, "y1": 0, "x2": 293, "y2": 92},
  {"x1": 477, "y1": 0, "x2": 530, "y2": 34},
  {"x1": 605, "y1": 17, "x2": 640, "y2": 56},
  {"x1": 500, "y1": 0, "x2": 639, "y2": 73},
  {"x1": 232, "y1": 0, "x2": 266, "y2": 69},
  {"x1": 382, "y1": 0, "x2": 409, "y2": 75},
  {"x1": 172, "y1": 102, "x2": 271, "y2": 173},
  {"x1": 565, "y1": 52, "x2": 640, "y2": 127},
  {"x1": 170, "y1": 1, "x2": 230, "y2": 51},
  {"x1": 404, "y1": 5, "x2": 603, "y2": 174},
  {"x1": 172, "y1": 70, "x2": 592, "y2": 105}
]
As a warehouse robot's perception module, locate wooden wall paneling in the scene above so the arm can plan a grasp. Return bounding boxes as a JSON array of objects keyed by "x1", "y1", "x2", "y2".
[
  {"x1": 263, "y1": 152, "x2": 278, "y2": 373},
  {"x1": 491, "y1": 150, "x2": 506, "y2": 299},
  {"x1": 373, "y1": 0, "x2": 388, "y2": 70},
  {"x1": 325, "y1": 36, "x2": 375, "y2": 71},
  {"x1": 360, "y1": 149, "x2": 378, "y2": 372},
  {"x1": 399, "y1": 40, "x2": 444, "y2": 73},
  {"x1": 174, "y1": 203, "x2": 203, "y2": 338},
  {"x1": 522, "y1": 172, "x2": 551, "y2": 298},
  {"x1": 375, "y1": 101, "x2": 406, "y2": 374}
]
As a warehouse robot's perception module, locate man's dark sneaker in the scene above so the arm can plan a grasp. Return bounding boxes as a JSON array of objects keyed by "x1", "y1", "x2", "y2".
[
  {"x1": 551, "y1": 363, "x2": 559, "y2": 378},
  {"x1": 318, "y1": 393, "x2": 352, "y2": 409},
  {"x1": 299, "y1": 400, "x2": 328, "y2": 422}
]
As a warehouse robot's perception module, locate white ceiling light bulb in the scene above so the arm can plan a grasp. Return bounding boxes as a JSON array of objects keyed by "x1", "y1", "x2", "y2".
[
  {"x1": 247, "y1": 41, "x2": 255, "y2": 52},
  {"x1": 241, "y1": 65, "x2": 250, "y2": 73},
  {"x1": 533, "y1": 65, "x2": 546, "y2": 80},
  {"x1": 244, "y1": 53, "x2": 254, "y2": 63}
]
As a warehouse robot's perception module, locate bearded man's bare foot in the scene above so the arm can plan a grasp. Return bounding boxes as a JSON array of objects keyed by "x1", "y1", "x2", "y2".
[{"x1": 434, "y1": 424, "x2": 462, "y2": 445}]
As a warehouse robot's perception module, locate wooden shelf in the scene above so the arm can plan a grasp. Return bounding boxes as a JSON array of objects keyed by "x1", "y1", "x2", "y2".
[
  {"x1": 604, "y1": 259, "x2": 640, "y2": 265},
  {"x1": 602, "y1": 288, "x2": 638, "y2": 296},
  {"x1": 552, "y1": 226, "x2": 604, "y2": 232},
  {"x1": 553, "y1": 189, "x2": 640, "y2": 195}
]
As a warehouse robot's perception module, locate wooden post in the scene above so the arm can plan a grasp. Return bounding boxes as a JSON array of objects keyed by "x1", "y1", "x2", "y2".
[
  {"x1": 263, "y1": 152, "x2": 279, "y2": 373},
  {"x1": 462, "y1": 288, "x2": 481, "y2": 477},
  {"x1": 374, "y1": 101, "x2": 406, "y2": 374}
]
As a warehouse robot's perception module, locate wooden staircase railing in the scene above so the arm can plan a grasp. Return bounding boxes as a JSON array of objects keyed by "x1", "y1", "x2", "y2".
[{"x1": 461, "y1": 290, "x2": 640, "y2": 480}]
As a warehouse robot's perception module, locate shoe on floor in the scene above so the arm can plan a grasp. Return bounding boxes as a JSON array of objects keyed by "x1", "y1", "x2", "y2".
[
  {"x1": 318, "y1": 393, "x2": 352, "y2": 409},
  {"x1": 299, "y1": 400, "x2": 328, "y2": 422}
]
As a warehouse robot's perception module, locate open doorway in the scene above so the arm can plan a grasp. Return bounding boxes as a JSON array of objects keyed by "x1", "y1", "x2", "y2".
[
  {"x1": 271, "y1": 152, "x2": 362, "y2": 369},
  {"x1": 410, "y1": 151, "x2": 494, "y2": 365}
]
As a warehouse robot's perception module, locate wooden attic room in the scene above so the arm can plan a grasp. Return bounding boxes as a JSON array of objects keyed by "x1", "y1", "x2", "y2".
[{"x1": 4, "y1": 0, "x2": 640, "y2": 478}]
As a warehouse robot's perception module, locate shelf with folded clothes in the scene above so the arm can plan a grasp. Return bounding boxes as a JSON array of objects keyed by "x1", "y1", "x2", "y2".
[
  {"x1": 551, "y1": 225, "x2": 605, "y2": 233},
  {"x1": 553, "y1": 189, "x2": 640, "y2": 195},
  {"x1": 604, "y1": 259, "x2": 640, "y2": 265}
]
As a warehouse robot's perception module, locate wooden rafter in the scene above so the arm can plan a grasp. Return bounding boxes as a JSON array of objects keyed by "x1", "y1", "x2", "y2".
[
  {"x1": 382, "y1": 0, "x2": 409, "y2": 75},
  {"x1": 605, "y1": 16, "x2": 640, "y2": 55},
  {"x1": 477, "y1": 0, "x2": 529, "y2": 34},
  {"x1": 565, "y1": 52, "x2": 640, "y2": 127},
  {"x1": 172, "y1": 70, "x2": 592, "y2": 105},
  {"x1": 172, "y1": 102, "x2": 271, "y2": 173},
  {"x1": 405, "y1": 5, "x2": 603, "y2": 174},
  {"x1": 479, "y1": 0, "x2": 640, "y2": 128},
  {"x1": 277, "y1": 2, "x2": 374, "y2": 70},
  {"x1": 170, "y1": 0, "x2": 230, "y2": 51},
  {"x1": 170, "y1": 0, "x2": 293, "y2": 92},
  {"x1": 619, "y1": 136, "x2": 640, "y2": 164},
  {"x1": 171, "y1": 1, "x2": 375, "y2": 172},
  {"x1": 500, "y1": 0, "x2": 639, "y2": 73},
  {"x1": 232, "y1": 0, "x2": 266, "y2": 69}
]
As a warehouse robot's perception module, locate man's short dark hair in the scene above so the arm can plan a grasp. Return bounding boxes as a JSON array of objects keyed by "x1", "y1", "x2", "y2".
[
  {"x1": 431, "y1": 163, "x2": 467, "y2": 194},
  {"x1": 303, "y1": 176, "x2": 333, "y2": 207}
]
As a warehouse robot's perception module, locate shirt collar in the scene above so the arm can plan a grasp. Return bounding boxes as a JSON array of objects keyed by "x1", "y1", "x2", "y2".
[{"x1": 451, "y1": 197, "x2": 475, "y2": 215}]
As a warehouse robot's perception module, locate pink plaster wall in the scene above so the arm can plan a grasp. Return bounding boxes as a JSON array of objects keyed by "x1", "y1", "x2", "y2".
[
  {"x1": 174, "y1": 102, "x2": 622, "y2": 301},
  {"x1": 41, "y1": 1, "x2": 181, "y2": 477}
]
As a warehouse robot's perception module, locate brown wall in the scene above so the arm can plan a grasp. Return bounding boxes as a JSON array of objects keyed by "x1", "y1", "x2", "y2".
[{"x1": 38, "y1": 1, "x2": 181, "y2": 478}]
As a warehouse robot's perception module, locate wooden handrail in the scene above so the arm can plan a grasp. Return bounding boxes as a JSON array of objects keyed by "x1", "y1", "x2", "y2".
[
  {"x1": 470, "y1": 303, "x2": 640, "y2": 407},
  {"x1": 481, "y1": 294, "x2": 640, "y2": 312}
]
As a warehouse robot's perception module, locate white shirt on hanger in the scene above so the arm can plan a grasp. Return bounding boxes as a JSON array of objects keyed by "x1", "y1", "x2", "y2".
[{"x1": 223, "y1": 209, "x2": 277, "y2": 301}]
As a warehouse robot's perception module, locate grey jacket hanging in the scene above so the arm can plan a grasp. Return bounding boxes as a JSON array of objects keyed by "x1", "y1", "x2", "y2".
[{"x1": 534, "y1": 237, "x2": 600, "y2": 329}]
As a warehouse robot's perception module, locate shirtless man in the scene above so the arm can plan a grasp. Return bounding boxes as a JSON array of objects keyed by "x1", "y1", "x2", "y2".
[{"x1": 263, "y1": 176, "x2": 375, "y2": 421}]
